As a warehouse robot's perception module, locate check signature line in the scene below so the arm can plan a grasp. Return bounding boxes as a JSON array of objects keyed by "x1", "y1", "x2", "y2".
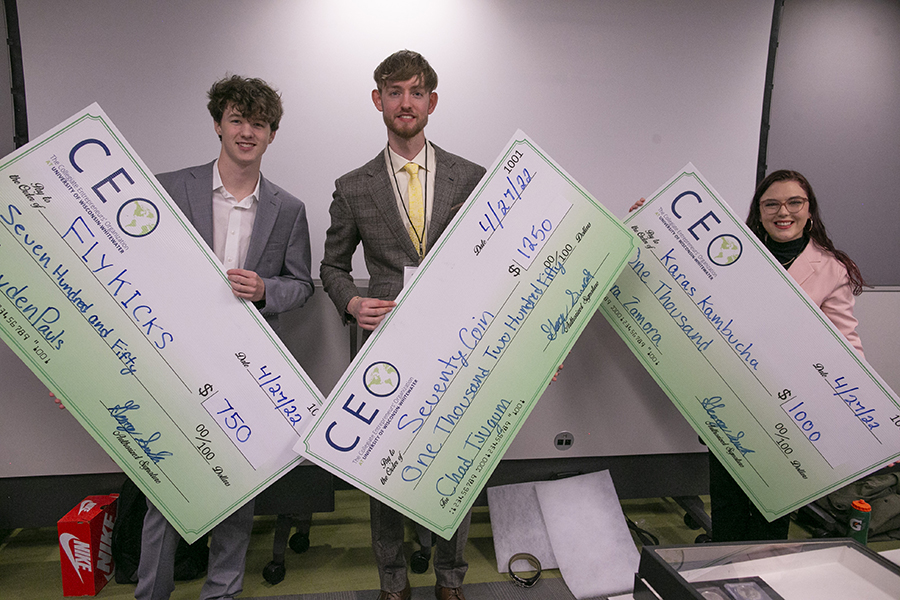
[
  {"x1": 615, "y1": 269, "x2": 786, "y2": 487},
  {"x1": 694, "y1": 396, "x2": 770, "y2": 487},
  {"x1": 99, "y1": 399, "x2": 190, "y2": 503},
  {"x1": 543, "y1": 253, "x2": 609, "y2": 353}
]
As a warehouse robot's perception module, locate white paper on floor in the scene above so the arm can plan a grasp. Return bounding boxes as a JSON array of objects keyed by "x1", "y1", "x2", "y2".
[
  {"x1": 487, "y1": 480, "x2": 558, "y2": 573},
  {"x1": 488, "y1": 470, "x2": 639, "y2": 599}
]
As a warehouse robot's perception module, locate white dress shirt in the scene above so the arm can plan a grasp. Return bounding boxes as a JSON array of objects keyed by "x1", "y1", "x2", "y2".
[{"x1": 211, "y1": 158, "x2": 259, "y2": 269}]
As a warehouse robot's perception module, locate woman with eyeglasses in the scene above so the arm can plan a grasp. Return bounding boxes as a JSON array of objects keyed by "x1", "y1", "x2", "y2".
[
  {"x1": 711, "y1": 169, "x2": 866, "y2": 541},
  {"x1": 632, "y1": 170, "x2": 866, "y2": 540},
  {"x1": 746, "y1": 169, "x2": 865, "y2": 355}
]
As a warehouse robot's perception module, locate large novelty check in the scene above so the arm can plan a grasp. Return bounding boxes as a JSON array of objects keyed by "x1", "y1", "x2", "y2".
[
  {"x1": 300, "y1": 131, "x2": 635, "y2": 538},
  {"x1": 600, "y1": 164, "x2": 900, "y2": 520},
  {"x1": 0, "y1": 105, "x2": 322, "y2": 543}
]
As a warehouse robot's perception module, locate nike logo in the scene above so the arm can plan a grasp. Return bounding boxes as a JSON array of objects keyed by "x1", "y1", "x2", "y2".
[{"x1": 59, "y1": 533, "x2": 92, "y2": 582}]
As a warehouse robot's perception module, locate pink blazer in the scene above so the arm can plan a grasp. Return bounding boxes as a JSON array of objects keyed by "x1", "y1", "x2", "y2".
[{"x1": 788, "y1": 241, "x2": 864, "y2": 357}]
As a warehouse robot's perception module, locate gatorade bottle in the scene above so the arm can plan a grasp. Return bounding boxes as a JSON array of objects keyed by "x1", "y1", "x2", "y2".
[{"x1": 848, "y1": 499, "x2": 871, "y2": 544}]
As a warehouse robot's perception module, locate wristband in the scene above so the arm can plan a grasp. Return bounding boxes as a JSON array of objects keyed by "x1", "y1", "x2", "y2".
[{"x1": 508, "y1": 553, "x2": 541, "y2": 588}]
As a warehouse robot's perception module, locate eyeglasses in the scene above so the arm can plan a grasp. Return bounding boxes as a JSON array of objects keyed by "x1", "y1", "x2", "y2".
[{"x1": 760, "y1": 197, "x2": 808, "y2": 215}]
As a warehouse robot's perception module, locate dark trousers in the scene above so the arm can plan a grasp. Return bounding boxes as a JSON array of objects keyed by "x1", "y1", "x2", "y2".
[
  {"x1": 370, "y1": 497, "x2": 470, "y2": 592},
  {"x1": 709, "y1": 455, "x2": 790, "y2": 542}
]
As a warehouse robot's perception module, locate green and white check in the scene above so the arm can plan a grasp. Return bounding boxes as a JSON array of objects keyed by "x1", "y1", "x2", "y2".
[
  {"x1": 300, "y1": 131, "x2": 635, "y2": 538},
  {"x1": 0, "y1": 105, "x2": 322, "y2": 543},
  {"x1": 601, "y1": 164, "x2": 900, "y2": 521}
]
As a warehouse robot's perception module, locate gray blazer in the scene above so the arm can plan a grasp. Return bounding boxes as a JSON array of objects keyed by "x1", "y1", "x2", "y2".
[
  {"x1": 320, "y1": 144, "x2": 485, "y2": 321},
  {"x1": 157, "y1": 161, "x2": 314, "y2": 334}
]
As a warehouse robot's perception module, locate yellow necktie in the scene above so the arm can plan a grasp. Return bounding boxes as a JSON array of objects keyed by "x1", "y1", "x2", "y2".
[{"x1": 404, "y1": 162, "x2": 424, "y2": 256}]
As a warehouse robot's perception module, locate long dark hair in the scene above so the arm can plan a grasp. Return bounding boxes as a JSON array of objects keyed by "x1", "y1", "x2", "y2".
[{"x1": 747, "y1": 170, "x2": 865, "y2": 295}]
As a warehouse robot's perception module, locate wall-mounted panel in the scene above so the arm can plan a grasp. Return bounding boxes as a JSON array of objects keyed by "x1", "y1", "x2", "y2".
[{"x1": 766, "y1": 0, "x2": 900, "y2": 285}]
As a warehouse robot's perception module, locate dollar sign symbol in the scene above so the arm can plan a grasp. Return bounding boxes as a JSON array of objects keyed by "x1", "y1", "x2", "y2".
[
  {"x1": 199, "y1": 383, "x2": 213, "y2": 397},
  {"x1": 508, "y1": 264, "x2": 521, "y2": 277},
  {"x1": 778, "y1": 389, "x2": 791, "y2": 400}
]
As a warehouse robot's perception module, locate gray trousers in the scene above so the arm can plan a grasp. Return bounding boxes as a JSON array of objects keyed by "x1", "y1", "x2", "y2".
[
  {"x1": 371, "y1": 497, "x2": 470, "y2": 592},
  {"x1": 135, "y1": 498, "x2": 255, "y2": 600}
]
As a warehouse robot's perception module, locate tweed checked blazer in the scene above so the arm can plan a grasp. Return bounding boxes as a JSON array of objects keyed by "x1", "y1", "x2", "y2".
[
  {"x1": 157, "y1": 161, "x2": 314, "y2": 335},
  {"x1": 321, "y1": 144, "x2": 485, "y2": 322}
]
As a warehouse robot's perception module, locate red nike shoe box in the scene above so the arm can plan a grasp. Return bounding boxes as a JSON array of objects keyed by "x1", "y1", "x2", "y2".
[{"x1": 57, "y1": 494, "x2": 118, "y2": 596}]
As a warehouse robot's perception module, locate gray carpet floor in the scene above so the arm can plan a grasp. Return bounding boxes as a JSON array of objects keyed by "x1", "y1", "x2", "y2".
[{"x1": 243, "y1": 578, "x2": 609, "y2": 600}]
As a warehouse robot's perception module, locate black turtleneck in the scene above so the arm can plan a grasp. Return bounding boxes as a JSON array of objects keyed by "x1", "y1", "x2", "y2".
[{"x1": 765, "y1": 234, "x2": 809, "y2": 269}]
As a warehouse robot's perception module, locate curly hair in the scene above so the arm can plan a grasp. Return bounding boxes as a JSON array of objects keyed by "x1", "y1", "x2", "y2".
[
  {"x1": 373, "y1": 50, "x2": 438, "y2": 93},
  {"x1": 747, "y1": 169, "x2": 865, "y2": 295},
  {"x1": 207, "y1": 75, "x2": 283, "y2": 132}
]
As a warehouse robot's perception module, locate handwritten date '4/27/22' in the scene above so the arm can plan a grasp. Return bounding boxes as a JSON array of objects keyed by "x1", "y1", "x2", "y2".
[
  {"x1": 478, "y1": 172, "x2": 534, "y2": 236},
  {"x1": 232, "y1": 352, "x2": 317, "y2": 427},
  {"x1": 257, "y1": 363, "x2": 316, "y2": 426},
  {"x1": 478, "y1": 152, "x2": 537, "y2": 241}
]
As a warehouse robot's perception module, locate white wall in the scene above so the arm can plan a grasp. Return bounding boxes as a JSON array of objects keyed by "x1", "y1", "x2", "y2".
[
  {"x1": 18, "y1": 0, "x2": 773, "y2": 274},
  {"x1": 5, "y1": 0, "x2": 776, "y2": 476},
  {"x1": 766, "y1": 0, "x2": 900, "y2": 285}
]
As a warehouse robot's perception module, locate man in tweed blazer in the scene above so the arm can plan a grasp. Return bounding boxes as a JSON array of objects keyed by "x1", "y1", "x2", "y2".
[{"x1": 320, "y1": 51, "x2": 485, "y2": 600}]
